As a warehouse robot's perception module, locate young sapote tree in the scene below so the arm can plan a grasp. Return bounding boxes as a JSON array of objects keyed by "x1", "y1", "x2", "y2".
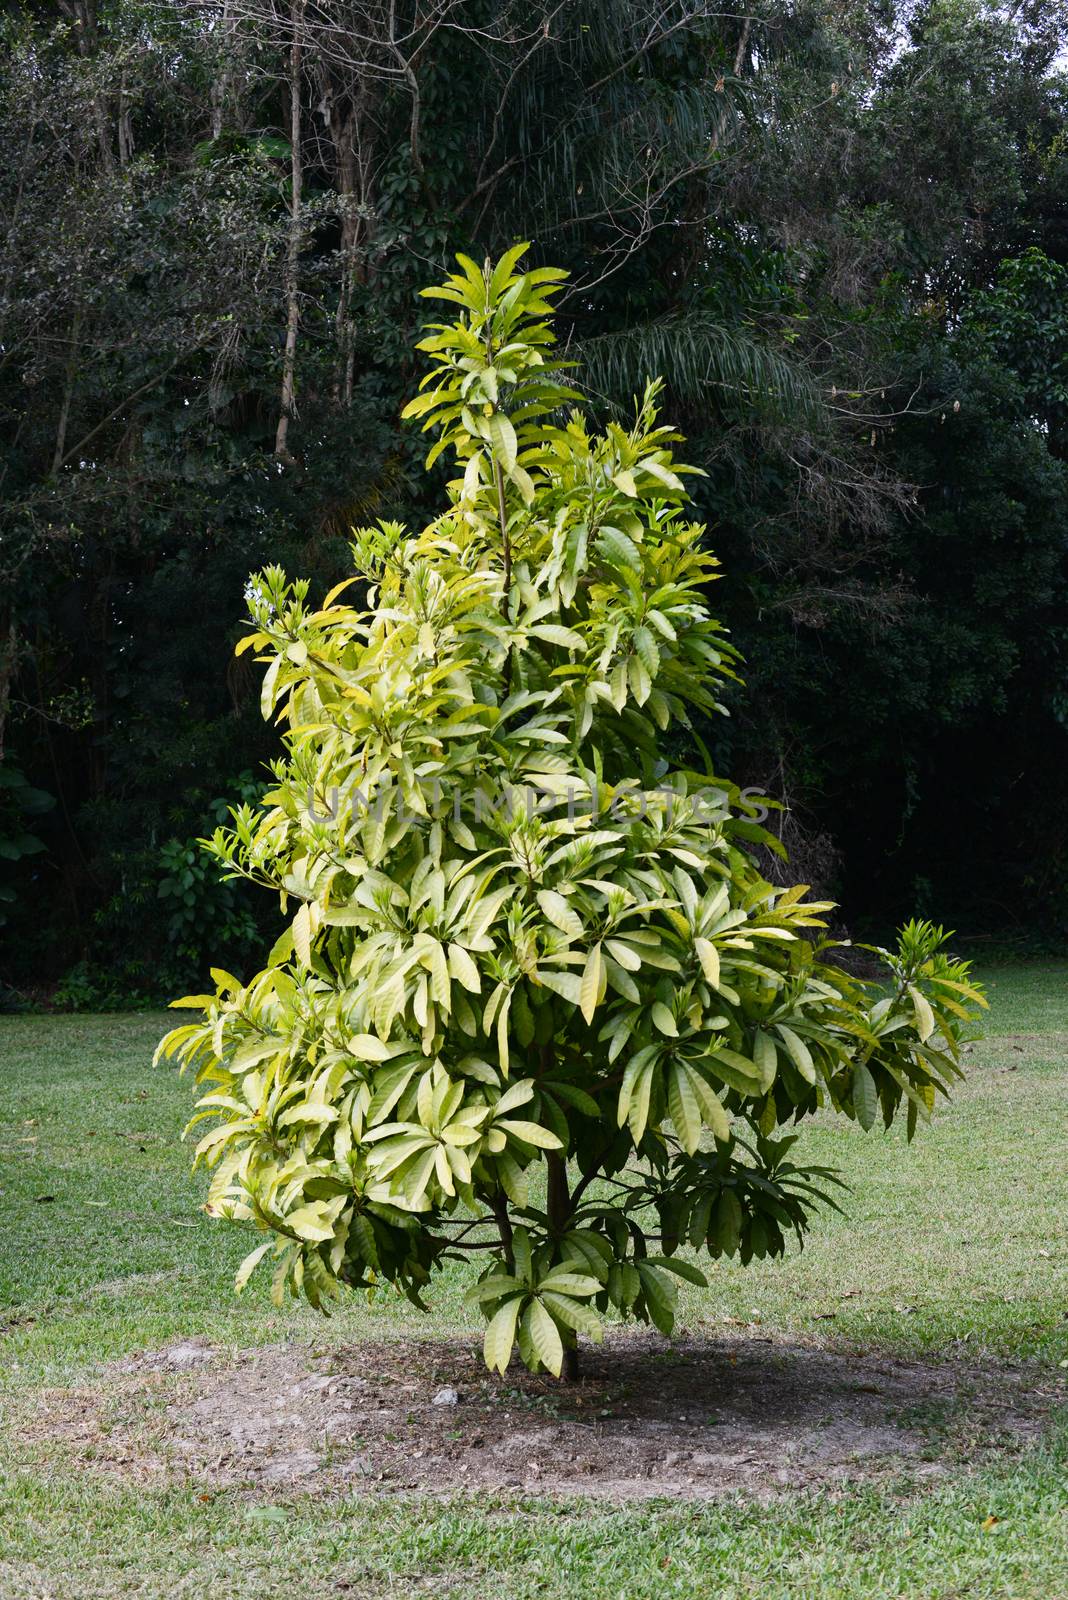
[{"x1": 158, "y1": 245, "x2": 986, "y2": 1380}]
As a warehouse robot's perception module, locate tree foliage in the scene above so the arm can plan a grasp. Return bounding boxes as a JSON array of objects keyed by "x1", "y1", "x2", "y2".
[{"x1": 158, "y1": 249, "x2": 986, "y2": 1377}]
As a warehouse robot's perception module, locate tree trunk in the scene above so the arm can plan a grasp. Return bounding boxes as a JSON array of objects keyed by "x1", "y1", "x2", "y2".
[
  {"x1": 546, "y1": 1150, "x2": 580, "y2": 1381},
  {"x1": 61, "y1": 0, "x2": 117, "y2": 176},
  {"x1": 490, "y1": 1190, "x2": 514, "y2": 1270},
  {"x1": 546, "y1": 1150, "x2": 571, "y2": 1236},
  {"x1": 274, "y1": 0, "x2": 305, "y2": 460},
  {"x1": 324, "y1": 59, "x2": 376, "y2": 409},
  {"x1": 328, "y1": 99, "x2": 359, "y2": 405},
  {"x1": 210, "y1": 0, "x2": 234, "y2": 140},
  {"x1": 52, "y1": 309, "x2": 83, "y2": 473},
  {"x1": 0, "y1": 617, "x2": 17, "y2": 764},
  {"x1": 117, "y1": 76, "x2": 134, "y2": 166}
]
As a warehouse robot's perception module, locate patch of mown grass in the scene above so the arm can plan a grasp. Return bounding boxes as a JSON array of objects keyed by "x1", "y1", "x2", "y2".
[
  {"x1": 0, "y1": 965, "x2": 1066, "y2": 1596},
  {"x1": 973, "y1": 961, "x2": 1068, "y2": 1035},
  {"x1": 0, "y1": 1415, "x2": 1066, "y2": 1599}
]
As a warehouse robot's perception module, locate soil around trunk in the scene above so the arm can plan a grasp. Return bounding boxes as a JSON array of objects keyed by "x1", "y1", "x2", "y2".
[{"x1": 28, "y1": 1330, "x2": 1063, "y2": 1502}]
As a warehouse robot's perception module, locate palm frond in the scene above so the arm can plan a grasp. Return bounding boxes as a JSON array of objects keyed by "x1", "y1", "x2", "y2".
[{"x1": 575, "y1": 313, "x2": 823, "y2": 425}]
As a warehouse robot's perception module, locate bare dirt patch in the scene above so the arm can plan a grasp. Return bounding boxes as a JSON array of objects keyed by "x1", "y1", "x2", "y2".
[{"x1": 26, "y1": 1331, "x2": 1065, "y2": 1502}]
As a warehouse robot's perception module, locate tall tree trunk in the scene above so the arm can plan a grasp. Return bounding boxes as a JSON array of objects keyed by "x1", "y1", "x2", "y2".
[
  {"x1": 274, "y1": 0, "x2": 305, "y2": 460},
  {"x1": 60, "y1": 0, "x2": 117, "y2": 176},
  {"x1": 329, "y1": 101, "x2": 358, "y2": 405},
  {"x1": 0, "y1": 616, "x2": 17, "y2": 764},
  {"x1": 117, "y1": 77, "x2": 134, "y2": 166},
  {"x1": 52, "y1": 309, "x2": 83, "y2": 474},
  {"x1": 210, "y1": 0, "x2": 234, "y2": 140},
  {"x1": 325, "y1": 69, "x2": 375, "y2": 408}
]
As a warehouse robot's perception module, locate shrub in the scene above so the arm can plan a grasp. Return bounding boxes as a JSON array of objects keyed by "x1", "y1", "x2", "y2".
[
  {"x1": 156, "y1": 773, "x2": 264, "y2": 987},
  {"x1": 158, "y1": 246, "x2": 985, "y2": 1379},
  {"x1": 0, "y1": 763, "x2": 53, "y2": 929}
]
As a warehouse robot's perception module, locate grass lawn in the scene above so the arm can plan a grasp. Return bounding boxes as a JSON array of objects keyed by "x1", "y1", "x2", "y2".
[{"x1": 1, "y1": 961, "x2": 1066, "y2": 1597}]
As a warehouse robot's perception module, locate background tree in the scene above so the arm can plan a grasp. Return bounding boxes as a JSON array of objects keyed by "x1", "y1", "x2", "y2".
[{"x1": 2, "y1": 0, "x2": 1066, "y2": 1005}]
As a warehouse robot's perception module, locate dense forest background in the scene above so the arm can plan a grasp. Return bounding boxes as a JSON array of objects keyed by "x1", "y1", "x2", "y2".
[{"x1": 1, "y1": 0, "x2": 1066, "y2": 1006}]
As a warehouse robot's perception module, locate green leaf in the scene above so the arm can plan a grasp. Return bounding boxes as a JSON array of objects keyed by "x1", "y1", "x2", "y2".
[
  {"x1": 606, "y1": 938, "x2": 641, "y2": 972},
  {"x1": 509, "y1": 462, "x2": 536, "y2": 504},
  {"x1": 713, "y1": 1189, "x2": 743, "y2": 1256},
  {"x1": 448, "y1": 943, "x2": 482, "y2": 993},
  {"x1": 496, "y1": 1118, "x2": 563, "y2": 1150},
  {"x1": 688, "y1": 1191, "x2": 714, "y2": 1249},
  {"x1": 496, "y1": 1151, "x2": 529, "y2": 1207},
  {"x1": 597, "y1": 525, "x2": 641, "y2": 572},
  {"x1": 541, "y1": 1291, "x2": 603, "y2": 1340},
  {"x1": 580, "y1": 944, "x2": 603, "y2": 1024},
  {"x1": 909, "y1": 985, "x2": 936, "y2": 1043},
  {"x1": 694, "y1": 937, "x2": 720, "y2": 986},
  {"x1": 483, "y1": 1295, "x2": 522, "y2": 1374},
  {"x1": 526, "y1": 1298, "x2": 564, "y2": 1376},
  {"x1": 489, "y1": 240, "x2": 531, "y2": 297},
  {"x1": 647, "y1": 1254, "x2": 708, "y2": 1287},
  {"x1": 260, "y1": 654, "x2": 281, "y2": 719},
  {"x1": 636, "y1": 1261, "x2": 677, "y2": 1335},
  {"x1": 536, "y1": 891, "x2": 583, "y2": 940},
  {"x1": 618, "y1": 1049, "x2": 658, "y2": 1143},
  {"x1": 429, "y1": 940, "x2": 451, "y2": 1008},
  {"x1": 651, "y1": 1001, "x2": 677, "y2": 1037},
  {"x1": 545, "y1": 1081, "x2": 601, "y2": 1117},
  {"x1": 667, "y1": 1062, "x2": 701, "y2": 1154},
  {"x1": 703, "y1": 1047, "x2": 763, "y2": 1093},
  {"x1": 489, "y1": 411, "x2": 518, "y2": 471},
  {"x1": 495, "y1": 1079, "x2": 535, "y2": 1116},
  {"x1": 235, "y1": 1240, "x2": 273, "y2": 1292},
  {"x1": 687, "y1": 1067, "x2": 732, "y2": 1141},
  {"x1": 776, "y1": 1024, "x2": 816, "y2": 1085},
  {"x1": 529, "y1": 624, "x2": 585, "y2": 650},
  {"x1": 536, "y1": 969, "x2": 583, "y2": 1005},
  {"x1": 505, "y1": 1226, "x2": 530, "y2": 1286},
  {"x1": 753, "y1": 1031, "x2": 778, "y2": 1092},
  {"x1": 292, "y1": 901, "x2": 313, "y2": 968},
  {"x1": 538, "y1": 1270, "x2": 601, "y2": 1297},
  {"x1": 853, "y1": 1061, "x2": 879, "y2": 1130},
  {"x1": 285, "y1": 1204, "x2": 335, "y2": 1243},
  {"x1": 345, "y1": 1033, "x2": 394, "y2": 1062},
  {"x1": 632, "y1": 627, "x2": 659, "y2": 676},
  {"x1": 230, "y1": 1037, "x2": 283, "y2": 1072},
  {"x1": 628, "y1": 654, "x2": 651, "y2": 705}
]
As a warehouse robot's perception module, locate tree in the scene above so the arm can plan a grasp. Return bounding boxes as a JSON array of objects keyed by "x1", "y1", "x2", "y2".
[{"x1": 159, "y1": 247, "x2": 986, "y2": 1378}]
